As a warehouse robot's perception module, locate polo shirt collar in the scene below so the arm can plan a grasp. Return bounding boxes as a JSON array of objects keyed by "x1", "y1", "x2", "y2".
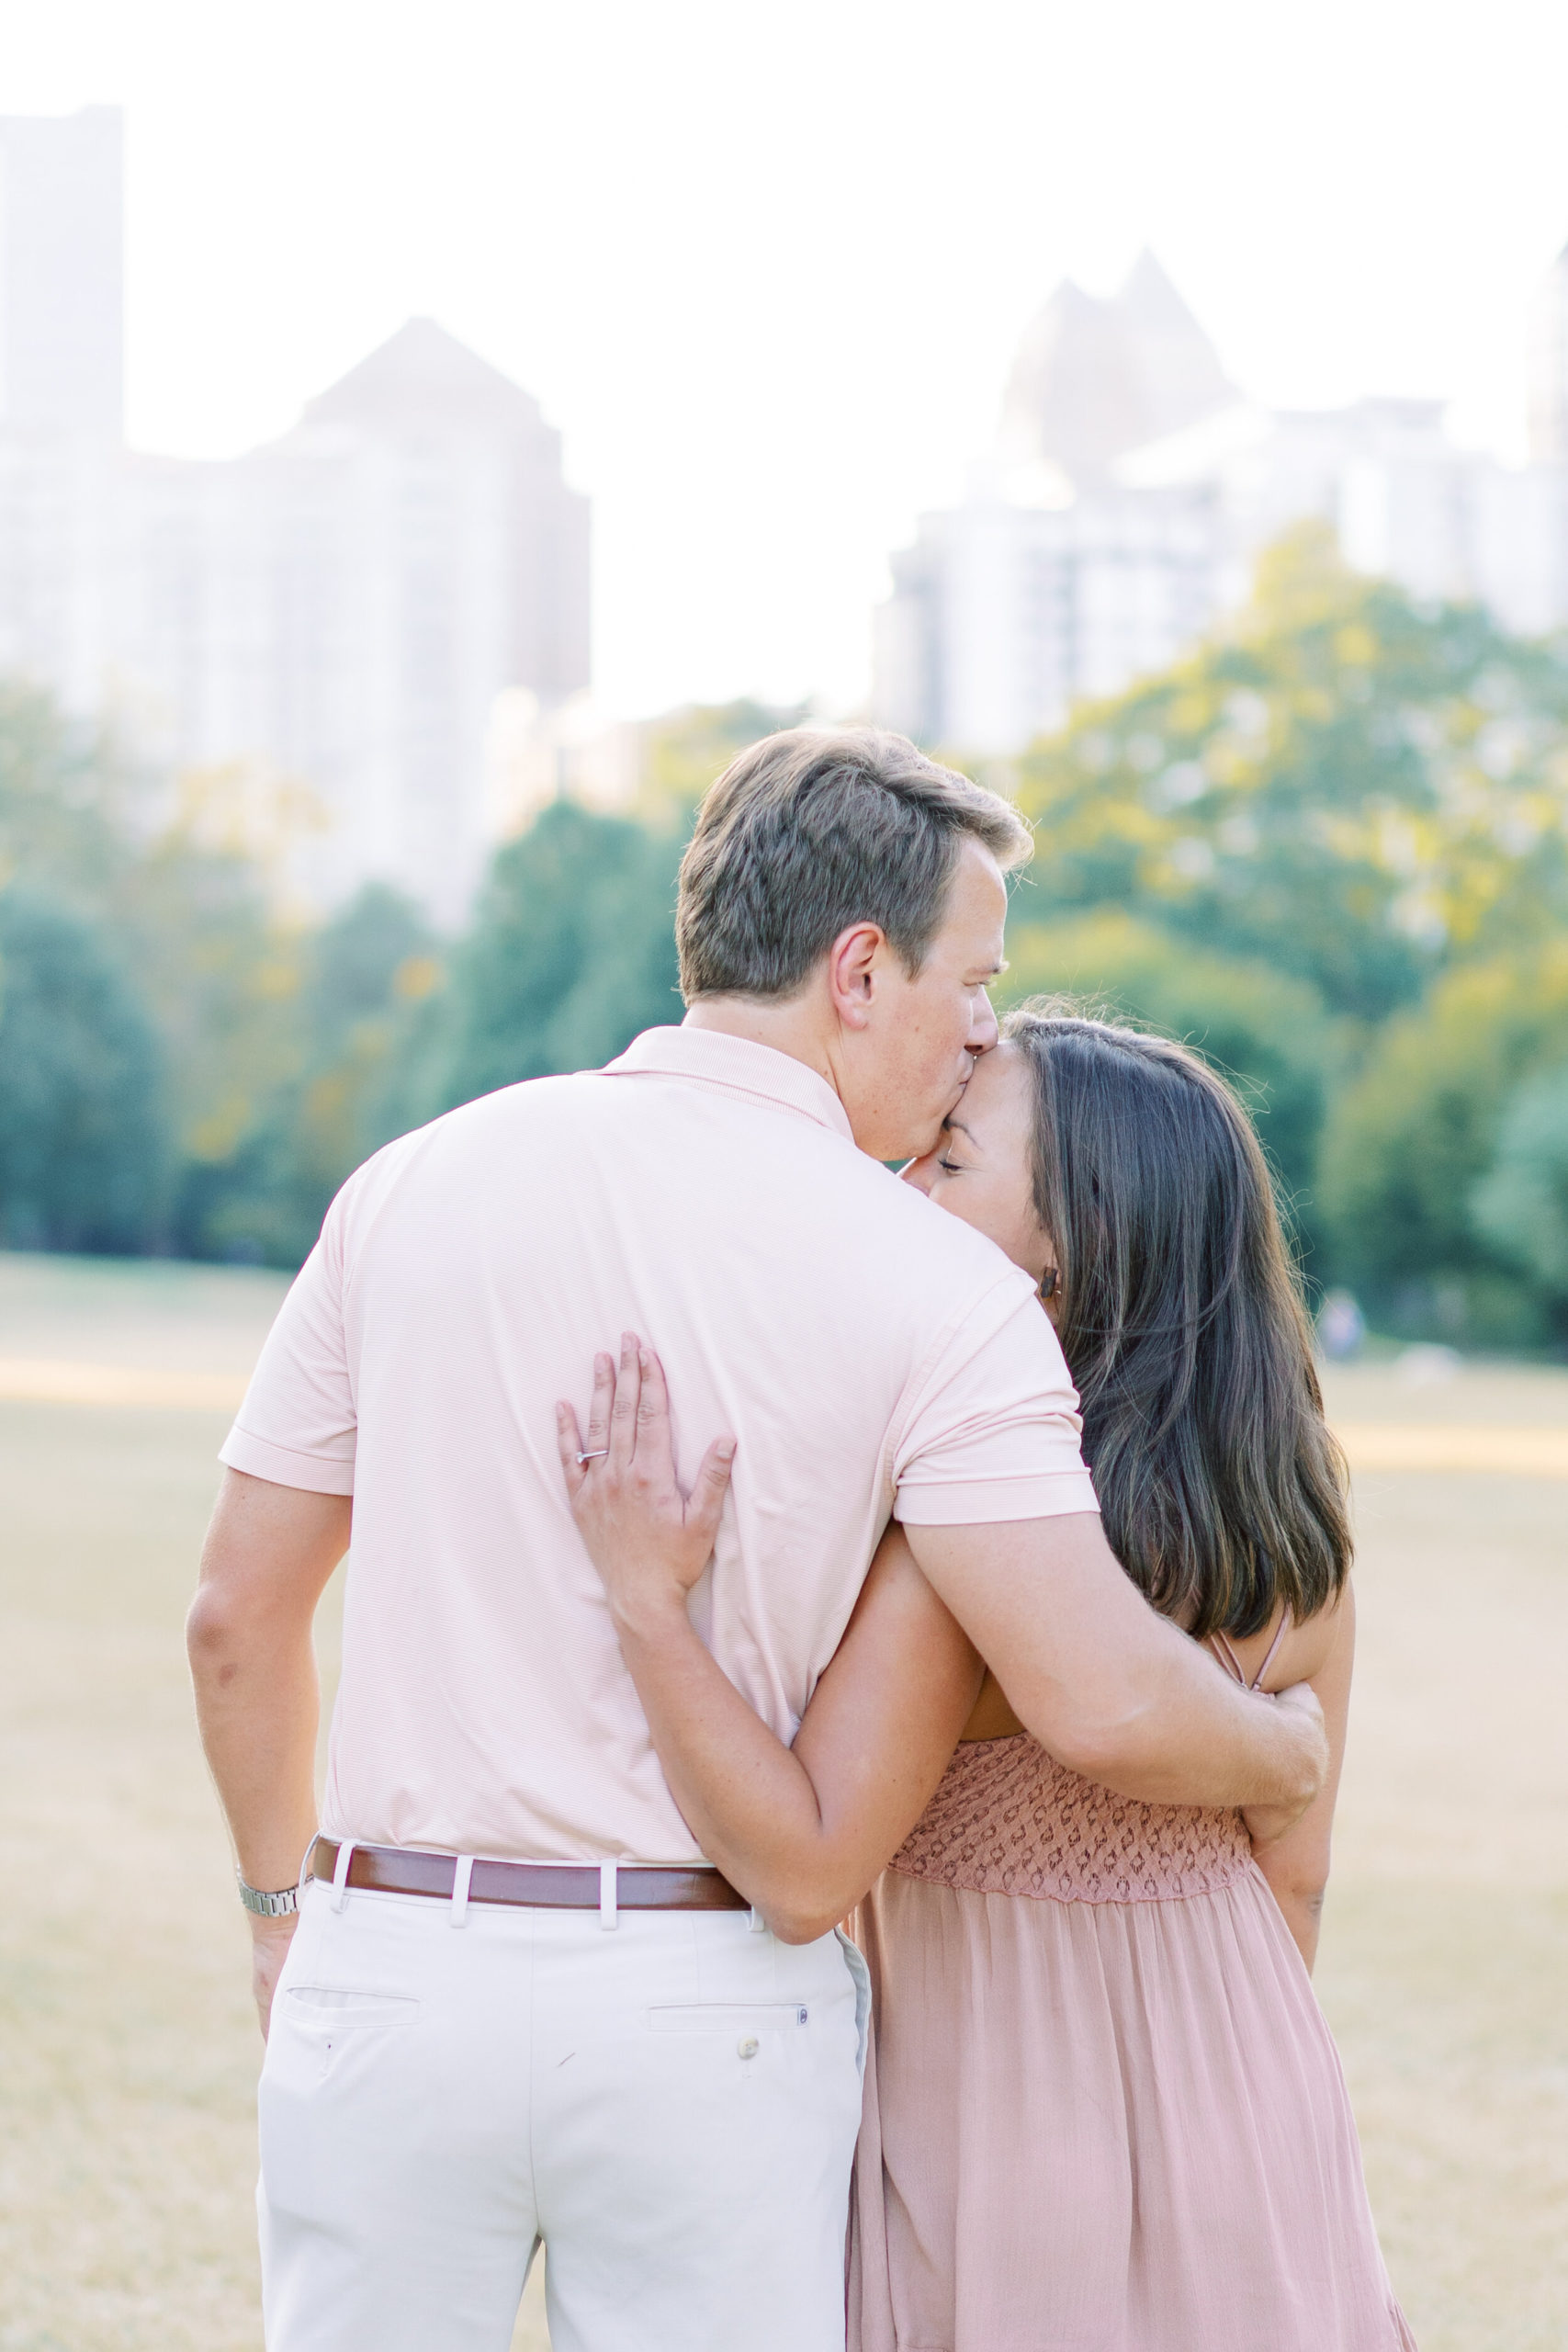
[{"x1": 604, "y1": 1024, "x2": 855, "y2": 1144}]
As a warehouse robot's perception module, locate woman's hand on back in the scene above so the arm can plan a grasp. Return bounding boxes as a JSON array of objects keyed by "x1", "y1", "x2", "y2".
[
  {"x1": 560, "y1": 1333, "x2": 981, "y2": 1939},
  {"x1": 557, "y1": 1334, "x2": 736, "y2": 1640}
]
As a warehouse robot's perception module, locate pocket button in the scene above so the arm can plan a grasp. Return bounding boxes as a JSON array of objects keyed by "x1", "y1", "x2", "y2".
[{"x1": 737, "y1": 2036, "x2": 760, "y2": 2060}]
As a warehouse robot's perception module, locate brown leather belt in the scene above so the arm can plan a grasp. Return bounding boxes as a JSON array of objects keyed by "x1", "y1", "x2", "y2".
[{"x1": 309, "y1": 1838, "x2": 750, "y2": 1913}]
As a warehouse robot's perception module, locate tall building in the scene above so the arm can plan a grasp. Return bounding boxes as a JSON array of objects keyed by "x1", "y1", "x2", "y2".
[
  {"x1": 877, "y1": 251, "x2": 1568, "y2": 755},
  {"x1": 1528, "y1": 242, "x2": 1568, "y2": 463},
  {"x1": 878, "y1": 256, "x2": 1236, "y2": 751},
  {"x1": 117, "y1": 320, "x2": 590, "y2": 917},
  {"x1": 999, "y1": 252, "x2": 1237, "y2": 480},
  {"x1": 874, "y1": 466, "x2": 1217, "y2": 755},
  {"x1": 0, "y1": 112, "x2": 590, "y2": 920},
  {"x1": 0, "y1": 107, "x2": 123, "y2": 435}
]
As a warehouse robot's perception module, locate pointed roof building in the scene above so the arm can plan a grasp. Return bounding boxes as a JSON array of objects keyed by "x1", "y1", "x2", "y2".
[
  {"x1": 299, "y1": 316, "x2": 547, "y2": 436},
  {"x1": 1000, "y1": 278, "x2": 1149, "y2": 481},
  {"x1": 1114, "y1": 250, "x2": 1237, "y2": 446},
  {"x1": 999, "y1": 251, "x2": 1237, "y2": 482},
  {"x1": 1527, "y1": 241, "x2": 1568, "y2": 464}
]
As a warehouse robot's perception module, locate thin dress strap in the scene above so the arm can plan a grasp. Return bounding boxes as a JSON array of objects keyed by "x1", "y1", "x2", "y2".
[
  {"x1": 1208, "y1": 1615, "x2": 1292, "y2": 1690},
  {"x1": 1250, "y1": 1614, "x2": 1291, "y2": 1690}
]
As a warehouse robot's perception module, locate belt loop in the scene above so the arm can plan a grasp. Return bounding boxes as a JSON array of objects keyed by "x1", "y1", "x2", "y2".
[
  {"x1": 749, "y1": 1905, "x2": 767, "y2": 1934},
  {"x1": 331, "y1": 1839, "x2": 356, "y2": 1913},
  {"x1": 599, "y1": 1861, "x2": 617, "y2": 1931},
  {"x1": 299, "y1": 1834, "x2": 320, "y2": 1900},
  {"x1": 450, "y1": 1854, "x2": 475, "y2": 1928}
]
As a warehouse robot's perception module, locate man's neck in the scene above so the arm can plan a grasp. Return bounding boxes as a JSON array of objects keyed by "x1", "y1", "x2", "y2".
[{"x1": 682, "y1": 993, "x2": 842, "y2": 1101}]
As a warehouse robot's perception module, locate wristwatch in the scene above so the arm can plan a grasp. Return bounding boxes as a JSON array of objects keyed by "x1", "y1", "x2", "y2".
[{"x1": 237, "y1": 1868, "x2": 299, "y2": 1917}]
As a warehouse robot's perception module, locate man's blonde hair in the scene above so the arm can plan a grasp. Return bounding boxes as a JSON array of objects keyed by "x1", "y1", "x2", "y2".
[{"x1": 676, "y1": 728, "x2": 1032, "y2": 1001}]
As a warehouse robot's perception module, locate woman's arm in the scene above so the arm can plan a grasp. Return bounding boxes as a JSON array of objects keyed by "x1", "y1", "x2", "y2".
[
  {"x1": 558, "y1": 1337, "x2": 983, "y2": 1942},
  {"x1": 1246, "y1": 1585, "x2": 1356, "y2": 1972}
]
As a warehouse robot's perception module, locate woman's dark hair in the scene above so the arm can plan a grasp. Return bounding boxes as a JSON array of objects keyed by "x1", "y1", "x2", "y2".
[{"x1": 1003, "y1": 1001, "x2": 1350, "y2": 1639}]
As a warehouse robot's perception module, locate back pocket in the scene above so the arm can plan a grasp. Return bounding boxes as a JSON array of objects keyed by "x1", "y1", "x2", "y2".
[
  {"x1": 647, "y1": 2004, "x2": 809, "y2": 2033},
  {"x1": 284, "y1": 1986, "x2": 420, "y2": 2030}
]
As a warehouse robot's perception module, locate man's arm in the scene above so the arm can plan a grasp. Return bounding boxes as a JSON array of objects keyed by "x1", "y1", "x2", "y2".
[
  {"x1": 186, "y1": 1467, "x2": 352, "y2": 2035},
  {"x1": 904, "y1": 1515, "x2": 1326, "y2": 1821}
]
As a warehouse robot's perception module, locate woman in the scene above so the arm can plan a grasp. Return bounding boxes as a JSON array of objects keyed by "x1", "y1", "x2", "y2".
[{"x1": 557, "y1": 1007, "x2": 1414, "y2": 2351}]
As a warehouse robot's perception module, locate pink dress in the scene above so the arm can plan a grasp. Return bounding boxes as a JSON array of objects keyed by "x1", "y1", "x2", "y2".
[{"x1": 849, "y1": 1653, "x2": 1416, "y2": 2350}]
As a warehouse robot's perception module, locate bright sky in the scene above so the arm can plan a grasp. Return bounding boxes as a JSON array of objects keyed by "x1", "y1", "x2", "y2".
[{"x1": 3, "y1": 0, "x2": 1566, "y2": 718}]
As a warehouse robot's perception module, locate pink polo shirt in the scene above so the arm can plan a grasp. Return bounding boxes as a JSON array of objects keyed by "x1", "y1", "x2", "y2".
[{"x1": 220, "y1": 1026, "x2": 1098, "y2": 1863}]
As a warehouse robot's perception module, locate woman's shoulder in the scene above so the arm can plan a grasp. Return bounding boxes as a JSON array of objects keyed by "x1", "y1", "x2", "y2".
[{"x1": 1217, "y1": 1588, "x2": 1351, "y2": 1692}]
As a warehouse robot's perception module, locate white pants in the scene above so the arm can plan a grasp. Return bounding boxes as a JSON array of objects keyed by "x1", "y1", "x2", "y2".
[{"x1": 258, "y1": 1875, "x2": 869, "y2": 2352}]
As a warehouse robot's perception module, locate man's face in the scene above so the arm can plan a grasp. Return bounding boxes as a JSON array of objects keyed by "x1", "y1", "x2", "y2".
[{"x1": 840, "y1": 836, "x2": 1008, "y2": 1161}]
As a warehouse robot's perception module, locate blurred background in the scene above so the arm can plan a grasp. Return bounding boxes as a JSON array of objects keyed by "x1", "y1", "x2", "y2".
[{"x1": 0, "y1": 6, "x2": 1564, "y2": 2348}]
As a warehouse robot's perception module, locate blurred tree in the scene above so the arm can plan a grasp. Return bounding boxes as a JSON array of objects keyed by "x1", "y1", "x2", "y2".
[
  {"x1": 637, "y1": 698, "x2": 808, "y2": 830},
  {"x1": 1471, "y1": 1063, "x2": 1568, "y2": 1321},
  {"x1": 0, "y1": 688, "x2": 319, "y2": 1256},
  {"x1": 998, "y1": 910, "x2": 1338, "y2": 1257},
  {"x1": 1315, "y1": 942, "x2": 1568, "y2": 1340},
  {"x1": 11, "y1": 628, "x2": 1568, "y2": 1342},
  {"x1": 175, "y1": 885, "x2": 441, "y2": 1267},
  {"x1": 1009, "y1": 526, "x2": 1568, "y2": 1023},
  {"x1": 0, "y1": 889, "x2": 167, "y2": 1251},
  {"x1": 435, "y1": 799, "x2": 684, "y2": 1106},
  {"x1": 0, "y1": 683, "x2": 141, "y2": 904},
  {"x1": 120, "y1": 837, "x2": 307, "y2": 1191}
]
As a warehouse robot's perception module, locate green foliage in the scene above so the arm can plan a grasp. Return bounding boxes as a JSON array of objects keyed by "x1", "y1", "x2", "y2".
[
  {"x1": 991, "y1": 528, "x2": 1568, "y2": 1344},
  {"x1": 1471, "y1": 1064, "x2": 1568, "y2": 1310},
  {"x1": 6, "y1": 563, "x2": 1568, "y2": 1343},
  {"x1": 421, "y1": 704, "x2": 807, "y2": 1127},
  {"x1": 1009, "y1": 526, "x2": 1568, "y2": 1023},
  {"x1": 998, "y1": 911, "x2": 1337, "y2": 1254},
  {"x1": 436, "y1": 799, "x2": 683, "y2": 1106},
  {"x1": 1315, "y1": 944, "x2": 1568, "y2": 1340},
  {"x1": 0, "y1": 889, "x2": 167, "y2": 1250},
  {"x1": 174, "y1": 886, "x2": 441, "y2": 1267},
  {"x1": 121, "y1": 838, "x2": 308, "y2": 1176},
  {"x1": 0, "y1": 689, "x2": 323, "y2": 1253},
  {"x1": 637, "y1": 698, "x2": 807, "y2": 829},
  {"x1": 0, "y1": 683, "x2": 142, "y2": 904}
]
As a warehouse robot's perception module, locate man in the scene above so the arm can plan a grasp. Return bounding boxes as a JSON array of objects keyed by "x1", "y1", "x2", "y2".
[{"x1": 189, "y1": 729, "x2": 1325, "y2": 2352}]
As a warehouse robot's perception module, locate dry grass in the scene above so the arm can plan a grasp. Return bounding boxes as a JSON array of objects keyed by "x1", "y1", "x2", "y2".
[
  {"x1": 1313, "y1": 1360, "x2": 1568, "y2": 2351},
  {"x1": 0, "y1": 1255, "x2": 1562, "y2": 2349}
]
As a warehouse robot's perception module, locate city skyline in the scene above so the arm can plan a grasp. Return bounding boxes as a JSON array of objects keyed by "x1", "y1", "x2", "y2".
[
  {"x1": 3, "y1": 0, "x2": 1568, "y2": 719},
  {"x1": 0, "y1": 109, "x2": 590, "y2": 919},
  {"x1": 875, "y1": 250, "x2": 1568, "y2": 752}
]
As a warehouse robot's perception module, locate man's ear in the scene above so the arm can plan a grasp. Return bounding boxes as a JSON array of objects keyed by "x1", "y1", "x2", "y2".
[{"x1": 826, "y1": 922, "x2": 886, "y2": 1032}]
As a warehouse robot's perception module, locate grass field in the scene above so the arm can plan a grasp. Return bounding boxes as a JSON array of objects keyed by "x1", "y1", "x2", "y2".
[{"x1": 0, "y1": 1251, "x2": 1563, "y2": 2351}]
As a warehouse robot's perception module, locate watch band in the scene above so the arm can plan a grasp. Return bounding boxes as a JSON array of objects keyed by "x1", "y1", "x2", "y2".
[{"x1": 237, "y1": 1869, "x2": 299, "y2": 1917}]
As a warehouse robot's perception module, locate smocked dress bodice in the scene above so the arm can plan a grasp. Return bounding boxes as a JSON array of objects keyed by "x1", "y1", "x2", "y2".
[
  {"x1": 890, "y1": 1732, "x2": 1255, "y2": 1905},
  {"x1": 851, "y1": 1616, "x2": 1416, "y2": 2352}
]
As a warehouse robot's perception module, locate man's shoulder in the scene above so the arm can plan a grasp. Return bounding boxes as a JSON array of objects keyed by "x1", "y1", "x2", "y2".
[
  {"x1": 324, "y1": 1077, "x2": 590, "y2": 1223},
  {"x1": 818, "y1": 1152, "x2": 1036, "y2": 1319},
  {"x1": 335, "y1": 1071, "x2": 1027, "y2": 1318},
  {"x1": 389, "y1": 1069, "x2": 617, "y2": 1151}
]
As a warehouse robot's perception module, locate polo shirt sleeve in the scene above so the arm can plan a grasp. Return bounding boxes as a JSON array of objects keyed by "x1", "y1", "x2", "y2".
[
  {"x1": 219, "y1": 1177, "x2": 358, "y2": 1496},
  {"x1": 890, "y1": 1276, "x2": 1100, "y2": 1525}
]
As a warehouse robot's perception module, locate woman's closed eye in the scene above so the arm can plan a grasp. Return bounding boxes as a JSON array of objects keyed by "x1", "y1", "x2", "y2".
[{"x1": 935, "y1": 1120, "x2": 971, "y2": 1176}]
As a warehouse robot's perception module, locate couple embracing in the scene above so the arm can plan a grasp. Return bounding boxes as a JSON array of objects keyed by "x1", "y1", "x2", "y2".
[{"x1": 191, "y1": 729, "x2": 1414, "y2": 2350}]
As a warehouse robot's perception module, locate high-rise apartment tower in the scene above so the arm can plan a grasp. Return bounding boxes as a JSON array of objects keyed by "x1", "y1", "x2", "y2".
[
  {"x1": 0, "y1": 108, "x2": 591, "y2": 918},
  {"x1": 1528, "y1": 243, "x2": 1568, "y2": 464},
  {"x1": 0, "y1": 107, "x2": 123, "y2": 436}
]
